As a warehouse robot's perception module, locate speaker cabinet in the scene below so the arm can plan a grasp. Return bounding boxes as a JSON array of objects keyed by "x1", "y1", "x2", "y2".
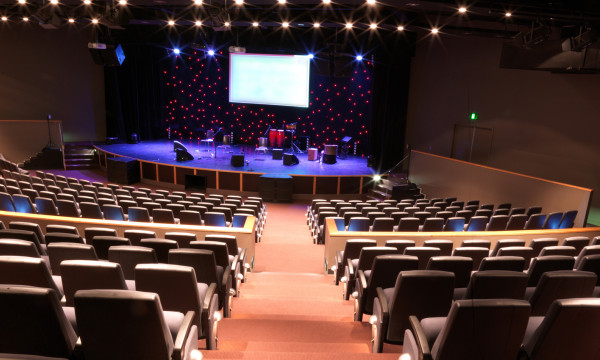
[
  {"x1": 107, "y1": 157, "x2": 140, "y2": 185},
  {"x1": 272, "y1": 149, "x2": 283, "y2": 160},
  {"x1": 323, "y1": 154, "x2": 337, "y2": 164},
  {"x1": 231, "y1": 154, "x2": 245, "y2": 167},
  {"x1": 283, "y1": 153, "x2": 300, "y2": 166},
  {"x1": 175, "y1": 149, "x2": 194, "y2": 162}
]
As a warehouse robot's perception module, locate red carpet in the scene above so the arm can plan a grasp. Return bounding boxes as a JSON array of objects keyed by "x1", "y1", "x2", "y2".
[{"x1": 200, "y1": 201, "x2": 403, "y2": 359}]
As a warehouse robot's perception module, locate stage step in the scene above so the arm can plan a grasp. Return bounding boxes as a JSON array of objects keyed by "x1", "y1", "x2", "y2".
[
  {"x1": 21, "y1": 147, "x2": 64, "y2": 170},
  {"x1": 64, "y1": 142, "x2": 98, "y2": 170}
]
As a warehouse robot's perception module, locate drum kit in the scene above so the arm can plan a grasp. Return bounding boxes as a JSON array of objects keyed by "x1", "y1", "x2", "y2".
[{"x1": 258, "y1": 123, "x2": 303, "y2": 153}]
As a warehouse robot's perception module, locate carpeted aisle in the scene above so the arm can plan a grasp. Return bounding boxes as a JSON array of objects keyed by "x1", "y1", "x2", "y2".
[{"x1": 200, "y1": 202, "x2": 402, "y2": 359}]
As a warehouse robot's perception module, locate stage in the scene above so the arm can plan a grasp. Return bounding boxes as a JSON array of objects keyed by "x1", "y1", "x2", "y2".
[{"x1": 95, "y1": 140, "x2": 378, "y2": 197}]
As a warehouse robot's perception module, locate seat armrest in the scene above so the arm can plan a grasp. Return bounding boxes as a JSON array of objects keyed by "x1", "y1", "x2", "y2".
[
  {"x1": 173, "y1": 311, "x2": 196, "y2": 360},
  {"x1": 347, "y1": 258, "x2": 355, "y2": 278},
  {"x1": 409, "y1": 315, "x2": 433, "y2": 360},
  {"x1": 335, "y1": 250, "x2": 343, "y2": 267},
  {"x1": 376, "y1": 287, "x2": 389, "y2": 317},
  {"x1": 357, "y1": 270, "x2": 368, "y2": 294},
  {"x1": 232, "y1": 254, "x2": 240, "y2": 269},
  {"x1": 202, "y1": 283, "x2": 218, "y2": 312},
  {"x1": 238, "y1": 248, "x2": 247, "y2": 264},
  {"x1": 222, "y1": 266, "x2": 232, "y2": 292}
]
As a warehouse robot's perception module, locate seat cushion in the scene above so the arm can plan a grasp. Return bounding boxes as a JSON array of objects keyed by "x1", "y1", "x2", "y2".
[
  {"x1": 163, "y1": 310, "x2": 185, "y2": 340},
  {"x1": 420, "y1": 317, "x2": 446, "y2": 348}
]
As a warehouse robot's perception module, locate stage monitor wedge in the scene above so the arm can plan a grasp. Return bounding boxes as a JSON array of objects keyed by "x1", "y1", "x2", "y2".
[{"x1": 175, "y1": 148, "x2": 194, "y2": 162}]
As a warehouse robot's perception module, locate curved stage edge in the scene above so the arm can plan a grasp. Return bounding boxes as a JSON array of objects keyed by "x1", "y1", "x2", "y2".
[{"x1": 94, "y1": 140, "x2": 379, "y2": 198}]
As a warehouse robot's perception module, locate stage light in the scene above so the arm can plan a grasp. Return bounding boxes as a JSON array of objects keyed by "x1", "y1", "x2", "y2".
[
  {"x1": 118, "y1": 0, "x2": 127, "y2": 5},
  {"x1": 505, "y1": 12, "x2": 512, "y2": 17},
  {"x1": 22, "y1": 16, "x2": 29, "y2": 21},
  {"x1": 322, "y1": 0, "x2": 330, "y2": 3},
  {"x1": 308, "y1": 53, "x2": 314, "y2": 59},
  {"x1": 278, "y1": 0, "x2": 286, "y2": 4},
  {"x1": 373, "y1": 174, "x2": 381, "y2": 181},
  {"x1": 345, "y1": 22, "x2": 352, "y2": 29},
  {"x1": 234, "y1": 0, "x2": 243, "y2": 4},
  {"x1": 207, "y1": 49, "x2": 215, "y2": 56},
  {"x1": 1, "y1": 16, "x2": 7, "y2": 21},
  {"x1": 313, "y1": 22, "x2": 320, "y2": 28},
  {"x1": 83, "y1": 0, "x2": 91, "y2": 4},
  {"x1": 193, "y1": 0, "x2": 202, "y2": 4},
  {"x1": 173, "y1": 48, "x2": 180, "y2": 55},
  {"x1": 252, "y1": 21, "x2": 259, "y2": 27},
  {"x1": 195, "y1": 20, "x2": 202, "y2": 26},
  {"x1": 50, "y1": 0, "x2": 58, "y2": 5},
  {"x1": 68, "y1": 17, "x2": 75, "y2": 23},
  {"x1": 369, "y1": 23, "x2": 377, "y2": 30},
  {"x1": 18, "y1": 0, "x2": 25, "y2": 4},
  {"x1": 224, "y1": 21, "x2": 230, "y2": 27},
  {"x1": 168, "y1": 20, "x2": 175, "y2": 26},
  {"x1": 458, "y1": 6, "x2": 467, "y2": 13},
  {"x1": 356, "y1": 55, "x2": 363, "y2": 61},
  {"x1": 366, "y1": 0, "x2": 376, "y2": 5},
  {"x1": 431, "y1": 27, "x2": 439, "y2": 34},
  {"x1": 282, "y1": 21, "x2": 289, "y2": 28},
  {"x1": 91, "y1": 18, "x2": 98, "y2": 24},
  {"x1": 397, "y1": 25, "x2": 404, "y2": 31}
]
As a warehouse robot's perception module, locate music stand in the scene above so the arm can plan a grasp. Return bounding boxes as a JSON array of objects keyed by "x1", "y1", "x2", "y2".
[{"x1": 339, "y1": 136, "x2": 352, "y2": 159}]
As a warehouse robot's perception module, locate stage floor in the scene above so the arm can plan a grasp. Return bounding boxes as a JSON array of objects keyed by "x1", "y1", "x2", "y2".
[{"x1": 96, "y1": 140, "x2": 375, "y2": 176}]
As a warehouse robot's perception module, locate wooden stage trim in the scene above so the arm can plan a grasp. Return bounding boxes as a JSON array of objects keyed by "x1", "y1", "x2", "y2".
[
  {"x1": 95, "y1": 147, "x2": 375, "y2": 196},
  {"x1": 322, "y1": 218, "x2": 600, "y2": 273},
  {"x1": 0, "y1": 211, "x2": 257, "y2": 269}
]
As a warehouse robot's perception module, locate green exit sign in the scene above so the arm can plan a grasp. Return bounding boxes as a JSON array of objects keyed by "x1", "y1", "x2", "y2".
[{"x1": 470, "y1": 112, "x2": 478, "y2": 121}]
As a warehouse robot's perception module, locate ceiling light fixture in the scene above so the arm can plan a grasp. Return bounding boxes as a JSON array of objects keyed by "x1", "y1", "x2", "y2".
[
  {"x1": 313, "y1": 22, "x2": 320, "y2": 28},
  {"x1": 458, "y1": 6, "x2": 467, "y2": 13},
  {"x1": 345, "y1": 22, "x2": 352, "y2": 29},
  {"x1": 397, "y1": 25, "x2": 404, "y2": 31},
  {"x1": 431, "y1": 27, "x2": 439, "y2": 34}
]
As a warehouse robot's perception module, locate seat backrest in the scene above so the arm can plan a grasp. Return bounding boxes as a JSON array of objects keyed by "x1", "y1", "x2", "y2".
[
  {"x1": 190, "y1": 241, "x2": 230, "y2": 268},
  {"x1": 91, "y1": 236, "x2": 131, "y2": 260},
  {"x1": 348, "y1": 217, "x2": 370, "y2": 231},
  {"x1": 575, "y1": 246, "x2": 600, "y2": 270},
  {"x1": 485, "y1": 215, "x2": 509, "y2": 231},
  {"x1": 528, "y1": 270, "x2": 597, "y2": 316},
  {"x1": 108, "y1": 245, "x2": 158, "y2": 280},
  {"x1": 422, "y1": 240, "x2": 453, "y2": 256},
  {"x1": 45, "y1": 232, "x2": 85, "y2": 245},
  {"x1": 464, "y1": 270, "x2": 528, "y2": 300},
  {"x1": 426, "y1": 256, "x2": 473, "y2": 288},
  {"x1": 152, "y1": 208, "x2": 177, "y2": 224},
  {"x1": 0, "y1": 229, "x2": 46, "y2": 257},
  {"x1": 505, "y1": 214, "x2": 528, "y2": 230},
  {"x1": 8, "y1": 221, "x2": 45, "y2": 245},
  {"x1": 74, "y1": 289, "x2": 175, "y2": 360},
  {"x1": 490, "y1": 239, "x2": 526, "y2": 257},
  {"x1": 478, "y1": 256, "x2": 526, "y2": 272},
  {"x1": 543, "y1": 212, "x2": 564, "y2": 229},
  {"x1": 443, "y1": 217, "x2": 465, "y2": 231},
  {"x1": 0, "y1": 255, "x2": 61, "y2": 295},
  {"x1": 527, "y1": 256, "x2": 576, "y2": 287},
  {"x1": 0, "y1": 238, "x2": 40, "y2": 258},
  {"x1": 0, "y1": 192, "x2": 16, "y2": 211},
  {"x1": 204, "y1": 211, "x2": 227, "y2": 227},
  {"x1": 128, "y1": 207, "x2": 151, "y2": 222},
  {"x1": 165, "y1": 231, "x2": 197, "y2": 248},
  {"x1": 538, "y1": 245, "x2": 577, "y2": 257},
  {"x1": 12, "y1": 194, "x2": 35, "y2": 213},
  {"x1": 135, "y1": 263, "x2": 202, "y2": 327},
  {"x1": 356, "y1": 246, "x2": 399, "y2": 272},
  {"x1": 84, "y1": 227, "x2": 118, "y2": 242},
  {"x1": 524, "y1": 298, "x2": 600, "y2": 360},
  {"x1": 452, "y1": 247, "x2": 490, "y2": 270},
  {"x1": 103, "y1": 204, "x2": 125, "y2": 221},
  {"x1": 57, "y1": 199, "x2": 81, "y2": 217},
  {"x1": 363, "y1": 255, "x2": 419, "y2": 314},
  {"x1": 60, "y1": 260, "x2": 128, "y2": 306},
  {"x1": 465, "y1": 216, "x2": 488, "y2": 231},
  {"x1": 47, "y1": 242, "x2": 98, "y2": 275},
  {"x1": 384, "y1": 239, "x2": 415, "y2": 254},
  {"x1": 386, "y1": 270, "x2": 455, "y2": 342},
  {"x1": 525, "y1": 213, "x2": 546, "y2": 230},
  {"x1": 80, "y1": 202, "x2": 104, "y2": 219},
  {"x1": 558, "y1": 210, "x2": 578, "y2": 229},
  {"x1": 561, "y1": 236, "x2": 590, "y2": 253},
  {"x1": 529, "y1": 238, "x2": 559, "y2": 257},
  {"x1": 35, "y1": 197, "x2": 58, "y2": 215},
  {"x1": 421, "y1": 217, "x2": 444, "y2": 232},
  {"x1": 371, "y1": 217, "x2": 395, "y2": 231},
  {"x1": 123, "y1": 229, "x2": 156, "y2": 246},
  {"x1": 180, "y1": 210, "x2": 203, "y2": 225},
  {"x1": 496, "y1": 246, "x2": 534, "y2": 270},
  {"x1": 404, "y1": 246, "x2": 443, "y2": 270},
  {"x1": 431, "y1": 299, "x2": 530, "y2": 360},
  {"x1": 460, "y1": 239, "x2": 491, "y2": 249},
  {"x1": 0, "y1": 285, "x2": 77, "y2": 359},
  {"x1": 397, "y1": 217, "x2": 420, "y2": 231},
  {"x1": 205, "y1": 234, "x2": 239, "y2": 256},
  {"x1": 168, "y1": 248, "x2": 219, "y2": 287},
  {"x1": 140, "y1": 238, "x2": 179, "y2": 263}
]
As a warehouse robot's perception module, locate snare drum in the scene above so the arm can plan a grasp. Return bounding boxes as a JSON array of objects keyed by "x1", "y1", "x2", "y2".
[
  {"x1": 269, "y1": 129, "x2": 277, "y2": 147},
  {"x1": 277, "y1": 130, "x2": 285, "y2": 148}
]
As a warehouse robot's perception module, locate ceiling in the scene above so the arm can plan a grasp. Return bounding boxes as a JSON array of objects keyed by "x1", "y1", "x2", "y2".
[{"x1": 1, "y1": 0, "x2": 599, "y2": 41}]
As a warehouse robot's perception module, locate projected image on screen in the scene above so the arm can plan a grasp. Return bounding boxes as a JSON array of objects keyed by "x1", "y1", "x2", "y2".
[{"x1": 229, "y1": 53, "x2": 310, "y2": 108}]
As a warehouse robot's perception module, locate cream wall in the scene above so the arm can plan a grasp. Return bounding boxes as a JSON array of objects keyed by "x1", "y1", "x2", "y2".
[
  {"x1": 0, "y1": 25, "x2": 105, "y2": 143},
  {"x1": 405, "y1": 35, "x2": 600, "y2": 223}
]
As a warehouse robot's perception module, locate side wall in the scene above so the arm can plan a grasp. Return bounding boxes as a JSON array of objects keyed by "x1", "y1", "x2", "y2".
[
  {"x1": 0, "y1": 25, "x2": 105, "y2": 142},
  {"x1": 405, "y1": 35, "x2": 600, "y2": 223}
]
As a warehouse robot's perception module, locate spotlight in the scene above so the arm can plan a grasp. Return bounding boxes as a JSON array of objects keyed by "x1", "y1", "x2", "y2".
[
  {"x1": 91, "y1": 18, "x2": 98, "y2": 24},
  {"x1": 366, "y1": 0, "x2": 376, "y2": 5},
  {"x1": 505, "y1": 12, "x2": 512, "y2": 17},
  {"x1": 195, "y1": 20, "x2": 202, "y2": 26},
  {"x1": 369, "y1": 23, "x2": 377, "y2": 30},
  {"x1": 193, "y1": 0, "x2": 203, "y2": 4},
  {"x1": 224, "y1": 21, "x2": 230, "y2": 27},
  {"x1": 278, "y1": 0, "x2": 286, "y2": 4},
  {"x1": 431, "y1": 27, "x2": 439, "y2": 34},
  {"x1": 118, "y1": 0, "x2": 127, "y2": 5},
  {"x1": 50, "y1": 0, "x2": 58, "y2": 5},
  {"x1": 168, "y1": 20, "x2": 175, "y2": 26},
  {"x1": 207, "y1": 49, "x2": 215, "y2": 56},
  {"x1": 252, "y1": 21, "x2": 259, "y2": 27},
  {"x1": 22, "y1": 16, "x2": 29, "y2": 21},
  {"x1": 397, "y1": 25, "x2": 404, "y2": 31},
  {"x1": 458, "y1": 6, "x2": 467, "y2": 13},
  {"x1": 282, "y1": 21, "x2": 289, "y2": 28},
  {"x1": 1, "y1": 16, "x2": 7, "y2": 21},
  {"x1": 83, "y1": 0, "x2": 91, "y2": 4},
  {"x1": 18, "y1": 0, "x2": 25, "y2": 4},
  {"x1": 313, "y1": 22, "x2": 320, "y2": 28},
  {"x1": 234, "y1": 0, "x2": 243, "y2": 4},
  {"x1": 308, "y1": 53, "x2": 314, "y2": 59},
  {"x1": 173, "y1": 48, "x2": 180, "y2": 55},
  {"x1": 345, "y1": 22, "x2": 352, "y2": 29},
  {"x1": 322, "y1": 0, "x2": 330, "y2": 3},
  {"x1": 356, "y1": 55, "x2": 363, "y2": 61},
  {"x1": 68, "y1": 18, "x2": 75, "y2": 23},
  {"x1": 373, "y1": 174, "x2": 381, "y2": 181}
]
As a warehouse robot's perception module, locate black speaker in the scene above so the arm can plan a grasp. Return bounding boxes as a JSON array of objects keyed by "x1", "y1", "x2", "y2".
[
  {"x1": 323, "y1": 154, "x2": 337, "y2": 164},
  {"x1": 272, "y1": 149, "x2": 283, "y2": 160},
  {"x1": 175, "y1": 148, "x2": 194, "y2": 162},
  {"x1": 283, "y1": 153, "x2": 300, "y2": 166},
  {"x1": 231, "y1": 154, "x2": 245, "y2": 167}
]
